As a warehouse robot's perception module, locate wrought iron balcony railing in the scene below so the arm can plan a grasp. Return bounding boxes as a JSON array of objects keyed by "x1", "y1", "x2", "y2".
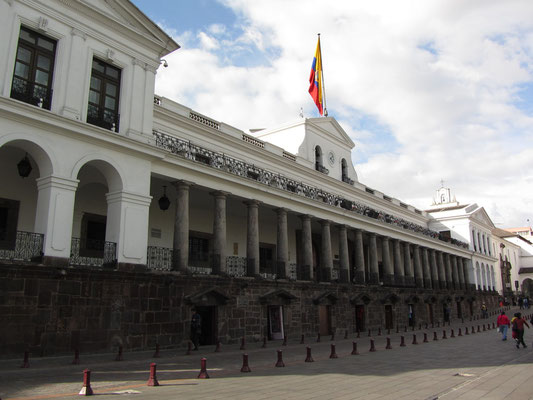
[
  {"x1": 70, "y1": 237, "x2": 117, "y2": 268},
  {"x1": 87, "y1": 104, "x2": 120, "y2": 132},
  {"x1": 0, "y1": 231, "x2": 44, "y2": 262},
  {"x1": 152, "y1": 129, "x2": 470, "y2": 249},
  {"x1": 10, "y1": 77, "x2": 52, "y2": 110}
]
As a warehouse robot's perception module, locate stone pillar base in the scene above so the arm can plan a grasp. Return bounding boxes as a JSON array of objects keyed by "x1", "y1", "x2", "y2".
[
  {"x1": 354, "y1": 270, "x2": 366, "y2": 285},
  {"x1": 276, "y1": 261, "x2": 287, "y2": 279},
  {"x1": 42, "y1": 255, "x2": 69, "y2": 267},
  {"x1": 368, "y1": 273, "x2": 380, "y2": 285},
  {"x1": 297, "y1": 265, "x2": 312, "y2": 281},
  {"x1": 423, "y1": 278, "x2": 432, "y2": 289},
  {"x1": 394, "y1": 276, "x2": 405, "y2": 287},
  {"x1": 404, "y1": 276, "x2": 415, "y2": 287},
  {"x1": 246, "y1": 258, "x2": 256, "y2": 277},
  {"x1": 339, "y1": 269, "x2": 349, "y2": 283},
  {"x1": 414, "y1": 277, "x2": 424, "y2": 288},
  {"x1": 318, "y1": 268, "x2": 331, "y2": 282}
]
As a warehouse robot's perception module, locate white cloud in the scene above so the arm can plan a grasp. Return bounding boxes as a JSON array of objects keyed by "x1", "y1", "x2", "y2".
[{"x1": 155, "y1": 0, "x2": 533, "y2": 227}]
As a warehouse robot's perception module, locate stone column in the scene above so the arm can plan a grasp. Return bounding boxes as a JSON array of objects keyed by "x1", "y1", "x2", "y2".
[
  {"x1": 276, "y1": 207, "x2": 289, "y2": 279},
  {"x1": 422, "y1": 247, "x2": 432, "y2": 289},
  {"x1": 393, "y1": 239, "x2": 404, "y2": 286},
  {"x1": 211, "y1": 191, "x2": 228, "y2": 275},
  {"x1": 320, "y1": 220, "x2": 333, "y2": 282},
  {"x1": 338, "y1": 225, "x2": 350, "y2": 283},
  {"x1": 457, "y1": 257, "x2": 465, "y2": 290},
  {"x1": 368, "y1": 233, "x2": 379, "y2": 285},
  {"x1": 354, "y1": 229, "x2": 366, "y2": 284},
  {"x1": 35, "y1": 175, "x2": 79, "y2": 266},
  {"x1": 413, "y1": 245, "x2": 423, "y2": 288},
  {"x1": 437, "y1": 251, "x2": 446, "y2": 289},
  {"x1": 300, "y1": 214, "x2": 313, "y2": 281},
  {"x1": 382, "y1": 237, "x2": 394, "y2": 286},
  {"x1": 451, "y1": 255, "x2": 459, "y2": 290},
  {"x1": 430, "y1": 249, "x2": 439, "y2": 289},
  {"x1": 445, "y1": 253, "x2": 453, "y2": 290},
  {"x1": 462, "y1": 258, "x2": 471, "y2": 291},
  {"x1": 172, "y1": 180, "x2": 191, "y2": 271},
  {"x1": 403, "y1": 242, "x2": 414, "y2": 287},
  {"x1": 245, "y1": 200, "x2": 260, "y2": 276}
]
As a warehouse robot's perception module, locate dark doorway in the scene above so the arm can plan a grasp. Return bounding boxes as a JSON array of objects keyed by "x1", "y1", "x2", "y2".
[
  {"x1": 196, "y1": 306, "x2": 217, "y2": 346},
  {"x1": 408, "y1": 304, "x2": 415, "y2": 327},
  {"x1": 355, "y1": 305, "x2": 365, "y2": 332},
  {"x1": 318, "y1": 305, "x2": 331, "y2": 336},
  {"x1": 384, "y1": 305, "x2": 393, "y2": 330},
  {"x1": 456, "y1": 302, "x2": 463, "y2": 319},
  {"x1": 443, "y1": 303, "x2": 450, "y2": 322},
  {"x1": 427, "y1": 304, "x2": 434, "y2": 324},
  {"x1": 267, "y1": 305, "x2": 284, "y2": 340}
]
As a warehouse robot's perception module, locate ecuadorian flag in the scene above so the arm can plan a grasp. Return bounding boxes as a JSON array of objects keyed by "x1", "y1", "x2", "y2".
[{"x1": 308, "y1": 36, "x2": 323, "y2": 115}]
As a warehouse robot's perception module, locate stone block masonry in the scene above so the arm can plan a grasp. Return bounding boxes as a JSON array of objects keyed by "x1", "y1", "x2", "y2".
[{"x1": 0, "y1": 263, "x2": 499, "y2": 357}]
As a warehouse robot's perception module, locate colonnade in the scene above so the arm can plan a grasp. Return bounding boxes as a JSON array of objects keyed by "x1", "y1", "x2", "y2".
[{"x1": 169, "y1": 180, "x2": 473, "y2": 290}]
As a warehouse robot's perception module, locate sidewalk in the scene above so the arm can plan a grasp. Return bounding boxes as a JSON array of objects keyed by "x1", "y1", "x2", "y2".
[{"x1": 1, "y1": 309, "x2": 532, "y2": 400}]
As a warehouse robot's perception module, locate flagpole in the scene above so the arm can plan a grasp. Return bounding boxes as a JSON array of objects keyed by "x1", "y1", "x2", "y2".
[{"x1": 319, "y1": 33, "x2": 328, "y2": 117}]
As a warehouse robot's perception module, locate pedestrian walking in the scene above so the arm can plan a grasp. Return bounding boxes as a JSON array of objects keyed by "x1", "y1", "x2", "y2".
[
  {"x1": 496, "y1": 311, "x2": 510, "y2": 341},
  {"x1": 511, "y1": 312, "x2": 530, "y2": 349},
  {"x1": 190, "y1": 308, "x2": 202, "y2": 351}
]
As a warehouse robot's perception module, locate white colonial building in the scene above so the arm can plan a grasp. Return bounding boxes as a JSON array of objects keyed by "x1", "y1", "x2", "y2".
[{"x1": 0, "y1": 0, "x2": 499, "y2": 356}]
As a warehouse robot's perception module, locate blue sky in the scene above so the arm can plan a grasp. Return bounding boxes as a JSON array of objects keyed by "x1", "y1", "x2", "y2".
[{"x1": 132, "y1": 0, "x2": 533, "y2": 228}]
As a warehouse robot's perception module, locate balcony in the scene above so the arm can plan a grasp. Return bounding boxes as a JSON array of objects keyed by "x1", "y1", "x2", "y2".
[
  {"x1": 10, "y1": 77, "x2": 52, "y2": 110},
  {"x1": 69, "y1": 238, "x2": 117, "y2": 268},
  {"x1": 87, "y1": 104, "x2": 120, "y2": 132},
  {"x1": 0, "y1": 231, "x2": 44, "y2": 262}
]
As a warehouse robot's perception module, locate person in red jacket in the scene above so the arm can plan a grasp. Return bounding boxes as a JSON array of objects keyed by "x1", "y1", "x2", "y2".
[
  {"x1": 496, "y1": 311, "x2": 511, "y2": 340},
  {"x1": 512, "y1": 312, "x2": 530, "y2": 349}
]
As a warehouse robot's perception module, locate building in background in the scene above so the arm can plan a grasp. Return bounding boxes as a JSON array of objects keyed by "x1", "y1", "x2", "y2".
[{"x1": 0, "y1": 0, "x2": 498, "y2": 356}]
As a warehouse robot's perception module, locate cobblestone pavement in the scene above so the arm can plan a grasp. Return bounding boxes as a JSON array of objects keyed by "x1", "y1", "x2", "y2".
[{"x1": 2, "y1": 310, "x2": 533, "y2": 400}]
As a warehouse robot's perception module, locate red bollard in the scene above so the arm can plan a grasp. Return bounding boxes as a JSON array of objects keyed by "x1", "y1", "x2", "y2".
[
  {"x1": 369, "y1": 339, "x2": 376, "y2": 352},
  {"x1": 21, "y1": 351, "x2": 30, "y2": 368},
  {"x1": 147, "y1": 362, "x2": 159, "y2": 386},
  {"x1": 412, "y1": 334, "x2": 418, "y2": 345},
  {"x1": 153, "y1": 343, "x2": 160, "y2": 358},
  {"x1": 385, "y1": 337, "x2": 392, "y2": 350},
  {"x1": 351, "y1": 342, "x2": 359, "y2": 355},
  {"x1": 275, "y1": 350, "x2": 285, "y2": 367},
  {"x1": 215, "y1": 341, "x2": 221, "y2": 352},
  {"x1": 471, "y1": 326, "x2": 476, "y2": 334},
  {"x1": 330, "y1": 344, "x2": 338, "y2": 358},
  {"x1": 450, "y1": 329, "x2": 455, "y2": 338},
  {"x1": 197, "y1": 357, "x2": 209, "y2": 379},
  {"x1": 282, "y1": 335, "x2": 287, "y2": 346},
  {"x1": 241, "y1": 354, "x2": 251, "y2": 373},
  {"x1": 458, "y1": 328, "x2": 462, "y2": 337},
  {"x1": 115, "y1": 346, "x2": 123, "y2": 361},
  {"x1": 300, "y1": 334, "x2": 305, "y2": 344},
  {"x1": 465, "y1": 327, "x2": 469, "y2": 335},
  {"x1": 423, "y1": 333, "x2": 428, "y2": 343},
  {"x1": 317, "y1": 333, "x2": 321, "y2": 342},
  {"x1": 492, "y1": 322, "x2": 496, "y2": 329},
  {"x1": 261, "y1": 337, "x2": 267, "y2": 349},
  {"x1": 305, "y1": 346, "x2": 314, "y2": 362},
  {"x1": 400, "y1": 336, "x2": 406, "y2": 347},
  {"x1": 442, "y1": 330, "x2": 447, "y2": 339},
  {"x1": 240, "y1": 337, "x2": 246, "y2": 350},
  {"x1": 79, "y1": 369, "x2": 94, "y2": 396},
  {"x1": 186, "y1": 341, "x2": 192, "y2": 355},
  {"x1": 72, "y1": 349, "x2": 80, "y2": 365},
  {"x1": 433, "y1": 332, "x2": 438, "y2": 341}
]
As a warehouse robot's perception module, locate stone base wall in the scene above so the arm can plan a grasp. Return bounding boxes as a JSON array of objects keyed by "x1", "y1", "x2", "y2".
[{"x1": 0, "y1": 263, "x2": 499, "y2": 357}]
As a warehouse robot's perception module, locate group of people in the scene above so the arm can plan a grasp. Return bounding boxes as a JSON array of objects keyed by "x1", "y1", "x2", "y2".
[{"x1": 497, "y1": 311, "x2": 531, "y2": 349}]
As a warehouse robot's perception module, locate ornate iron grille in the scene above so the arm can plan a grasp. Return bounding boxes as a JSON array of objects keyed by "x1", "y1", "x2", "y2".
[
  {"x1": 0, "y1": 231, "x2": 43, "y2": 262},
  {"x1": 146, "y1": 246, "x2": 173, "y2": 271},
  {"x1": 69, "y1": 238, "x2": 117, "y2": 267},
  {"x1": 11, "y1": 78, "x2": 52, "y2": 110},
  {"x1": 227, "y1": 256, "x2": 246, "y2": 277}
]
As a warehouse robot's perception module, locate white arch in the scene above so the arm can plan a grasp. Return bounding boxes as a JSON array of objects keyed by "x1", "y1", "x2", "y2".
[
  {"x1": 71, "y1": 153, "x2": 125, "y2": 192},
  {"x1": 0, "y1": 133, "x2": 56, "y2": 177}
]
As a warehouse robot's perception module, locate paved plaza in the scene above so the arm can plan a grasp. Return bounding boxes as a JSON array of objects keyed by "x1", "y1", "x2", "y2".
[{"x1": 1, "y1": 310, "x2": 533, "y2": 400}]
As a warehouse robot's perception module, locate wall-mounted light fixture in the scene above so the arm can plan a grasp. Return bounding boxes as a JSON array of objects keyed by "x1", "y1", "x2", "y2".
[
  {"x1": 17, "y1": 153, "x2": 32, "y2": 178},
  {"x1": 160, "y1": 59, "x2": 168, "y2": 68},
  {"x1": 158, "y1": 185, "x2": 170, "y2": 210}
]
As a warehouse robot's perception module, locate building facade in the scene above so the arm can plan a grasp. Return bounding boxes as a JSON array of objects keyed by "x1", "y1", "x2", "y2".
[{"x1": 0, "y1": 0, "x2": 497, "y2": 357}]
